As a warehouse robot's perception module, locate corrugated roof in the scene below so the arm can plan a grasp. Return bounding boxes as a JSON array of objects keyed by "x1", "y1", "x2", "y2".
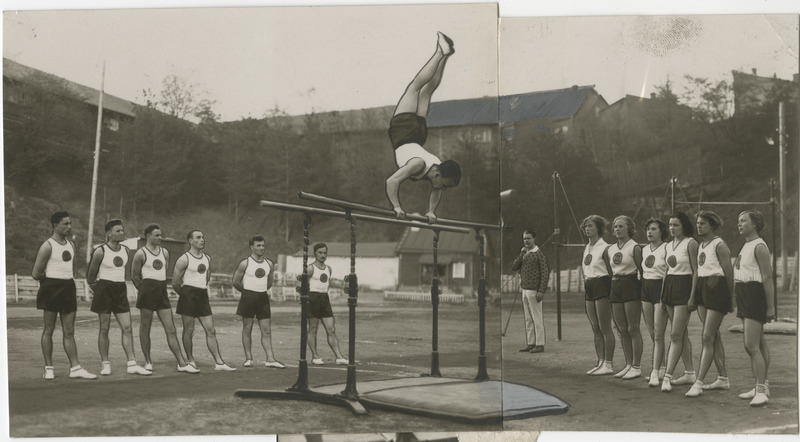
[
  {"x1": 397, "y1": 229, "x2": 478, "y2": 254},
  {"x1": 3, "y1": 58, "x2": 137, "y2": 118},
  {"x1": 293, "y1": 242, "x2": 398, "y2": 258},
  {"x1": 426, "y1": 86, "x2": 598, "y2": 127}
]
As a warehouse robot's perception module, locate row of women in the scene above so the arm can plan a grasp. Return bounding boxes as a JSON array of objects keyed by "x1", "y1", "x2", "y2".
[{"x1": 580, "y1": 210, "x2": 774, "y2": 407}]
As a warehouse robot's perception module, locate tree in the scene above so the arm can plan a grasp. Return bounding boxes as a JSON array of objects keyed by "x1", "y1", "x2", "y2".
[{"x1": 140, "y1": 73, "x2": 217, "y2": 122}]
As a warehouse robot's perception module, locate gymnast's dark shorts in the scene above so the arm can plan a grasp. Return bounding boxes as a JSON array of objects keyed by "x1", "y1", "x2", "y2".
[
  {"x1": 735, "y1": 281, "x2": 768, "y2": 324},
  {"x1": 237, "y1": 289, "x2": 271, "y2": 320},
  {"x1": 661, "y1": 274, "x2": 692, "y2": 307},
  {"x1": 388, "y1": 113, "x2": 428, "y2": 149},
  {"x1": 640, "y1": 279, "x2": 663, "y2": 304},
  {"x1": 176, "y1": 286, "x2": 213, "y2": 318},
  {"x1": 698, "y1": 276, "x2": 731, "y2": 314},
  {"x1": 37, "y1": 278, "x2": 78, "y2": 313},
  {"x1": 90, "y1": 280, "x2": 130, "y2": 314},
  {"x1": 584, "y1": 276, "x2": 610, "y2": 302},
  {"x1": 136, "y1": 279, "x2": 171, "y2": 311},
  {"x1": 308, "y1": 291, "x2": 334, "y2": 319},
  {"x1": 610, "y1": 274, "x2": 641, "y2": 303}
]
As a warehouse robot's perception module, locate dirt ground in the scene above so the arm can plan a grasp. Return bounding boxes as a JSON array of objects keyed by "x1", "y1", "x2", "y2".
[{"x1": 4, "y1": 289, "x2": 798, "y2": 437}]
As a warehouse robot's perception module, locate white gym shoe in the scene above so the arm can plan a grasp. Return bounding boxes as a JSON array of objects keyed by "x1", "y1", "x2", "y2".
[
  {"x1": 685, "y1": 380, "x2": 704, "y2": 397},
  {"x1": 43, "y1": 366, "x2": 55, "y2": 380},
  {"x1": 144, "y1": 362, "x2": 153, "y2": 371},
  {"x1": 702, "y1": 376, "x2": 731, "y2": 390},
  {"x1": 127, "y1": 363, "x2": 152, "y2": 376},
  {"x1": 740, "y1": 382, "x2": 770, "y2": 399},
  {"x1": 614, "y1": 365, "x2": 631, "y2": 378},
  {"x1": 750, "y1": 388, "x2": 769, "y2": 407},
  {"x1": 586, "y1": 364, "x2": 601, "y2": 375},
  {"x1": 100, "y1": 361, "x2": 111, "y2": 376},
  {"x1": 177, "y1": 363, "x2": 200, "y2": 374},
  {"x1": 265, "y1": 360, "x2": 286, "y2": 369},
  {"x1": 661, "y1": 376, "x2": 673, "y2": 392},
  {"x1": 188, "y1": 361, "x2": 198, "y2": 370},
  {"x1": 243, "y1": 360, "x2": 254, "y2": 367},
  {"x1": 648, "y1": 370, "x2": 661, "y2": 387},
  {"x1": 591, "y1": 362, "x2": 613, "y2": 376},
  {"x1": 335, "y1": 358, "x2": 348, "y2": 365},
  {"x1": 672, "y1": 371, "x2": 697, "y2": 386},
  {"x1": 623, "y1": 366, "x2": 642, "y2": 380},
  {"x1": 69, "y1": 366, "x2": 98, "y2": 380},
  {"x1": 214, "y1": 363, "x2": 237, "y2": 372},
  {"x1": 311, "y1": 357, "x2": 324, "y2": 365}
]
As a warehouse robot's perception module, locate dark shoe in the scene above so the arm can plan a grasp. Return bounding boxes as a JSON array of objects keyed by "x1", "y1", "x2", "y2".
[
  {"x1": 529, "y1": 346, "x2": 545, "y2": 353},
  {"x1": 518, "y1": 345, "x2": 535, "y2": 352}
]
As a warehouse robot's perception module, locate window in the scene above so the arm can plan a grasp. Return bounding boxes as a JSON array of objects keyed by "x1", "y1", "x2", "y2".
[
  {"x1": 104, "y1": 117, "x2": 119, "y2": 132},
  {"x1": 452, "y1": 262, "x2": 466, "y2": 279}
]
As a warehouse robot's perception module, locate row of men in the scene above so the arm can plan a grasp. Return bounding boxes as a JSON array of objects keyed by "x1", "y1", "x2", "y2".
[
  {"x1": 33, "y1": 211, "x2": 347, "y2": 380},
  {"x1": 512, "y1": 210, "x2": 775, "y2": 407}
]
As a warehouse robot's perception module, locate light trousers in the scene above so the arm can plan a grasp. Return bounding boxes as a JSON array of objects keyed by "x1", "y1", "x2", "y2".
[{"x1": 521, "y1": 289, "x2": 545, "y2": 346}]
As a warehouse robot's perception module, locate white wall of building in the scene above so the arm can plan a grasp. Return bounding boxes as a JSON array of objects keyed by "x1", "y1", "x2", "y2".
[{"x1": 282, "y1": 255, "x2": 398, "y2": 290}]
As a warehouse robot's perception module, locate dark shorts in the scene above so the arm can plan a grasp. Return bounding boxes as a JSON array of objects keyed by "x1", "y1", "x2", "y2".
[
  {"x1": 610, "y1": 275, "x2": 641, "y2": 303},
  {"x1": 735, "y1": 281, "x2": 768, "y2": 324},
  {"x1": 584, "y1": 276, "x2": 611, "y2": 302},
  {"x1": 136, "y1": 279, "x2": 171, "y2": 311},
  {"x1": 388, "y1": 113, "x2": 428, "y2": 149},
  {"x1": 36, "y1": 278, "x2": 78, "y2": 313},
  {"x1": 176, "y1": 286, "x2": 213, "y2": 318},
  {"x1": 661, "y1": 274, "x2": 692, "y2": 307},
  {"x1": 308, "y1": 291, "x2": 334, "y2": 319},
  {"x1": 698, "y1": 276, "x2": 731, "y2": 314},
  {"x1": 641, "y1": 279, "x2": 663, "y2": 304},
  {"x1": 237, "y1": 289, "x2": 272, "y2": 320},
  {"x1": 90, "y1": 280, "x2": 130, "y2": 314}
]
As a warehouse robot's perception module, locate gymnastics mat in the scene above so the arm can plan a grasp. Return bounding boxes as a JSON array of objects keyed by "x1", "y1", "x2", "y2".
[{"x1": 313, "y1": 377, "x2": 570, "y2": 424}]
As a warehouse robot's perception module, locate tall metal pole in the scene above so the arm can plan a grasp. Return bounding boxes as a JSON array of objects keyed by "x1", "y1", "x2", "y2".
[
  {"x1": 429, "y1": 230, "x2": 442, "y2": 377},
  {"x1": 86, "y1": 61, "x2": 105, "y2": 263},
  {"x1": 289, "y1": 215, "x2": 312, "y2": 393},
  {"x1": 670, "y1": 177, "x2": 676, "y2": 214},
  {"x1": 779, "y1": 101, "x2": 787, "y2": 290},
  {"x1": 553, "y1": 171, "x2": 562, "y2": 341},
  {"x1": 339, "y1": 211, "x2": 359, "y2": 400},
  {"x1": 771, "y1": 181, "x2": 779, "y2": 319},
  {"x1": 475, "y1": 229, "x2": 489, "y2": 381}
]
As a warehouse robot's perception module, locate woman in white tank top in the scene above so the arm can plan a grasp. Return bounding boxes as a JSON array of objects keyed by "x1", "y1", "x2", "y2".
[
  {"x1": 581, "y1": 215, "x2": 616, "y2": 376},
  {"x1": 734, "y1": 210, "x2": 774, "y2": 406},
  {"x1": 685, "y1": 211, "x2": 734, "y2": 397},
  {"x1": 660, "y1": 212, "x2": 698, "y2": 392},
  {"x1": 604, "y1": 215, "x2": 644, "y2": 380}
]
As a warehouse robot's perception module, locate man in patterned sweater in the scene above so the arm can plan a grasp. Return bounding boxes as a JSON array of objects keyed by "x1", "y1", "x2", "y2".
[{"x1": 511, "y1": 229, "x2": 549, "y2": 353}]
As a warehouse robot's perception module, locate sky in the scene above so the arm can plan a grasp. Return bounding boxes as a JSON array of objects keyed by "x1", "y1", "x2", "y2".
[
  {"x1": 500, "y1": 15, "x2": 799, "y2": 105},
  {"x1": 3, "y1": 1, "x2": 798, "y2": 120}
]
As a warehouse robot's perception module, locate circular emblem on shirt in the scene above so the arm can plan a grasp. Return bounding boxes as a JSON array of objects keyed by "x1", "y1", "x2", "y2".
[
  {"x1": 613, "y1": 252, "x2": 623, "y2": 265},
  {"x1": 62, "y1": 250, "x2": 72, "y2": 262},
  {"x1": 153, "y1": 259, "x2": 164, "y2": 270},
  {"x1": 734, "y1": 255, "x2": 741, "y2": 269},
  {"x1": 584, "y1": 255, "x2": 593, "y2": 266},
  {"x1": 113, "y1": 256, "x2": 124, "y2": 267},
  {"x1": 255, "y1": 268, "x2": 266, "y2": 278},
  {"x1": 644, "y1": 255, "x2": 655, "y2": 268},
  {"x1": 667, "y1": 255, "x2": 677, "y2": 268},
  {"x1": 698, "y1": 252, "x2": 706, "y2": 266},
  {"x1": 320, "y1": 273, "x2": 328, "y2": 283},
  {"x1": 197, "y1": 263, "x2": 207, "y2": 274}
]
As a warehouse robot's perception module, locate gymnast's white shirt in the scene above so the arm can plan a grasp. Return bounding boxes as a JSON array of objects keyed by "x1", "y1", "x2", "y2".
[
  {"x1": 45, "y1": 238, "x2": 74, "y2": 280},
  {"x1": 697, "y1": 237, "x2": 725, "y2": 278},
  {"x1": 394, "y1": 144, "x2": 441, "y2": 181},
  {"x1": 734, "y1": 238, "x2": 769, "y2": 283}
]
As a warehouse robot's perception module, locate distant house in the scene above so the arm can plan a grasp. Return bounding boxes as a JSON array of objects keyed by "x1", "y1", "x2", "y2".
[
  {"x1": 283, "y1": 242, "x2": 399, "y2": 290},
  {"x1": 3, "y1": 57, "x2": 137, "y2": 134},
  {"x1": 396, "y1": 227, "x2": 487, "y2": 296},
  {"x1": 732, "y1": 69, "x2": 799, "y2": 117}
]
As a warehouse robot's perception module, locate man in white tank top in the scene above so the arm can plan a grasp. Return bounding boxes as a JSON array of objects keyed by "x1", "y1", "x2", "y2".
[
  {"x1": 386, "y1": 32, "x2": 462, "y2": 223},
  {"x1": 32, "y1": 211, "x2": 96, "y2": 380},
  {"x1": 306, "y1": 243, "x2": 347, "y2": 365},
  {"x1": 87, "y1": 219, "x2": 151, "y2": 376},
  {"x1": 131, "y1": 224, "x2": 198, "y2": 374},
  {"x1": 232, "y1": 235, "x2": 285, "y2": 369},
  {"x1": 171, "y1": 230, "x2": 236, "y2": 371}
]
